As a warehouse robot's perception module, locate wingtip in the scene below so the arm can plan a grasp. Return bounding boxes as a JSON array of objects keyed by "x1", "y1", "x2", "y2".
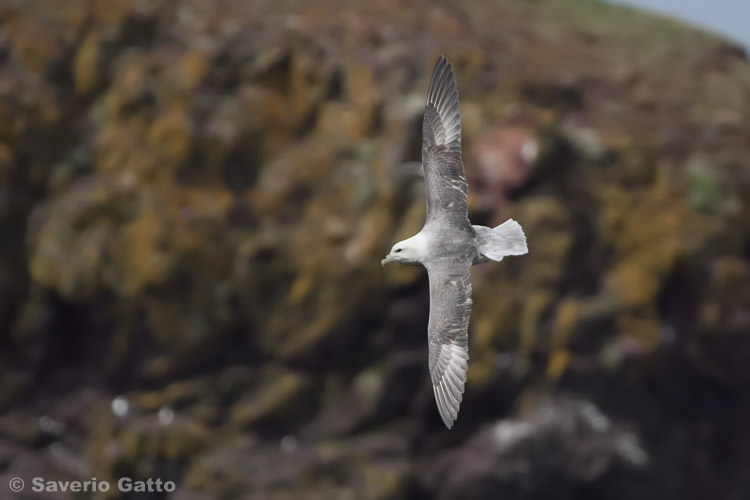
[
  {"x1": 426, "y1": 55, "x2": 460, "y2": 137},
  {"x1": 438, "y1": 404, "x2": 455, "y2": 429},
  {"x1": 433, "y1": 382, "x2": 460, "y2": 430},
  {"x1": 440, "y1": 409, "x2": 455, "y2": 429},
  {"x1": 433, "y1": 55, "x2": 452, "y2": 75}
]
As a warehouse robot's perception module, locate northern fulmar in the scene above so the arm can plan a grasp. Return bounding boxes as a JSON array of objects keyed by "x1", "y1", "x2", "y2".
[{"x1": 381, "y1": 56, "x2": 528, "y2": 429}]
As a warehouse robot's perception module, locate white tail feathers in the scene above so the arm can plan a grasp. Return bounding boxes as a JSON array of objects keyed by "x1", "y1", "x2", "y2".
[{"x1": 475, "y1": 219, "x2": 528, "y2": 262}]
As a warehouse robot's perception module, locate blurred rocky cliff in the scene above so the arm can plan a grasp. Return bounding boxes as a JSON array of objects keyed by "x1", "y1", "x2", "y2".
[{"x1": 1, "y1": 0, "x2": 750, "y2": 498}]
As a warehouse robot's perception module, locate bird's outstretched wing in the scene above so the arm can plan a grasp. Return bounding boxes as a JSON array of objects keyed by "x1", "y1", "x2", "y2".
[
  {"x1": 427, "y1": 266, "x2": 472, "y2": 428},
  {"x1": 422, "y1": 56, "x2": 470, "y2": 229}
]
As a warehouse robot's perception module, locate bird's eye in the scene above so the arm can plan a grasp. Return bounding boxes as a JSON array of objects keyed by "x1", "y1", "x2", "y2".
[{"x1": 395, "y1": 248, "x2": 402, "y2": 253}]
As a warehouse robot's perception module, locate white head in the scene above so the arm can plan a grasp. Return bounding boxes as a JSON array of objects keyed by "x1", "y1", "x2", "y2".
[{"x1": 381, "y1": 233, "x2": 428, "y2": 267}]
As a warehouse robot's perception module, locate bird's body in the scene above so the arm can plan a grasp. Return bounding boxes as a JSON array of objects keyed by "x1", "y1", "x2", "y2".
[{"x1": 382, "y1": 56, "x2": 528, "y2": 429}]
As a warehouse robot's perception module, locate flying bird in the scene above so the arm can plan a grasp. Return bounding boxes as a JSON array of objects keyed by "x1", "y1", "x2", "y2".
[{"x1": 381, "y1": 56, "x2": 528, "y2": 429}]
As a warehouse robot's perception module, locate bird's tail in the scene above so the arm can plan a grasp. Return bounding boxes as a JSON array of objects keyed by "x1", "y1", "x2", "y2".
[{"x1": 475, "y1": 219, "x2": 528, "y2": 262}]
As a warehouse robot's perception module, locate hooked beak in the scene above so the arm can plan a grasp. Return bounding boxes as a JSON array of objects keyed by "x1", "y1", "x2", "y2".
[{"x1": 381, "y1": 255, "x2": 391, "y2": 267}]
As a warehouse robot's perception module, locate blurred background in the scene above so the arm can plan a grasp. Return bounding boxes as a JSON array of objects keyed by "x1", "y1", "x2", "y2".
[{"x1": 1, "y1": 0, "x2": 749, "y2": 498}]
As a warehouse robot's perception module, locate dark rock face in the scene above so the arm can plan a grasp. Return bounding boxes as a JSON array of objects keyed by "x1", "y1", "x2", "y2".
[
  {"x1": 1, "y1": 0, "x2": 750, "y2": 499},
  {"x1": 422, "y1": 396, "x2": 650, "y2": 500}
]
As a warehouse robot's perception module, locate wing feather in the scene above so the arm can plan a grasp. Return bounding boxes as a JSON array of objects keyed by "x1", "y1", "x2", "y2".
[
  {"x1": 427, "y1": 267, "x2": 472, "y2": 429},
  {"x1": 422, "y1": 56, "x2": 469, "y2": 228}
]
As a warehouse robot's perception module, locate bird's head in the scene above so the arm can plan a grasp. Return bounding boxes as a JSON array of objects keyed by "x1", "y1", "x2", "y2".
[{"x1": 381, "y1": 233, "x2": 427, "y2": 267}]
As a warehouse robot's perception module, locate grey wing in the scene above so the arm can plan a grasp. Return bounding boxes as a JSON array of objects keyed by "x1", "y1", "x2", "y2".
[
  {"x1": 427, "y1": 266, "x2": 472, "y2": 429},
  {"x1": 422, "y1": 56, "x2": 470, "y2": 229}
]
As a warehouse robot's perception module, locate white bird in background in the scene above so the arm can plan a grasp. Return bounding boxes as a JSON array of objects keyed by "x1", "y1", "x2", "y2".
[{"x1": 382, "y1": 56, "x2": 528, "y2": 429}]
